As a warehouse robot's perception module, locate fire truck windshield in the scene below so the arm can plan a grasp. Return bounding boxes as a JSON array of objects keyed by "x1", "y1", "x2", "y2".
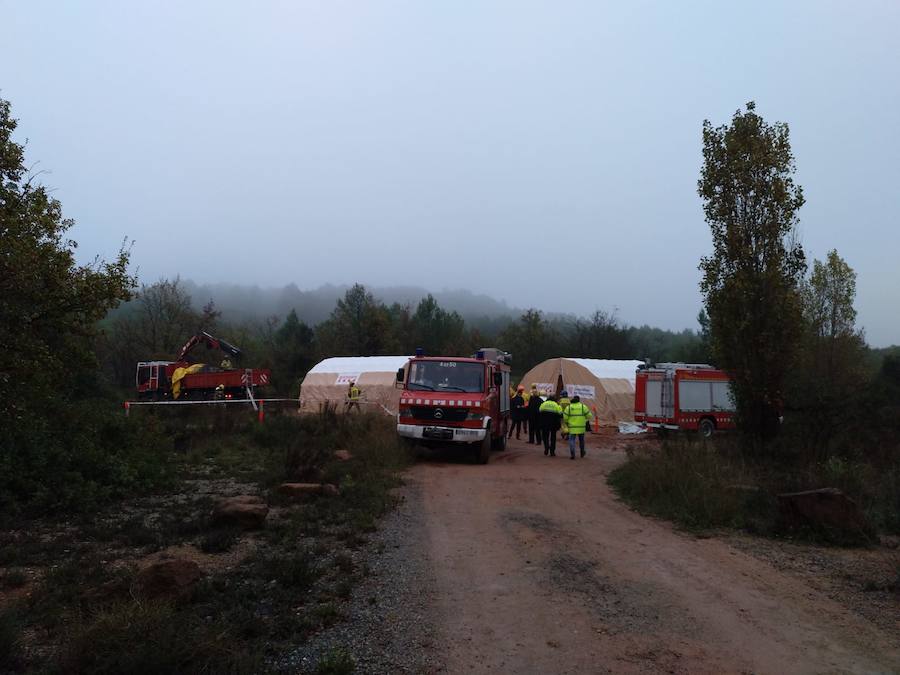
[{"x1": 407, "y1": 361, "x2": 484, "y2": 394}]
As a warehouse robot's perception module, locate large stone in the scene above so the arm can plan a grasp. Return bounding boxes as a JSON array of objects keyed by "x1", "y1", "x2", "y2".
[
  {"x1": 777, "y1": 488, "x2": 873, "y2": 540},
  {"x1": 211, "y1": 495, "x2": 269, "y2": 530},
  {"x1": 134, "y1": 558, "x2": 202, "y2": 601}
]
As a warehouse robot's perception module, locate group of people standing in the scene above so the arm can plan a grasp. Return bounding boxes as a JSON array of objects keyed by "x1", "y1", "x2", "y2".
[{"x1": 508, "y1": 384, "x2": 593, "y2": 460}]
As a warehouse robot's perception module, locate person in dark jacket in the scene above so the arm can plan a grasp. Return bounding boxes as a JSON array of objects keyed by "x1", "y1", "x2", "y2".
[
  {"x1": 508, "y1": 385, "x2": 527, "y2": 440},
  {"x1": 539, "y1": 394, "x2": 564, "y2": 456},
  {"x1": 527, "y1": 389, "x2": 543, "y2": 444}
]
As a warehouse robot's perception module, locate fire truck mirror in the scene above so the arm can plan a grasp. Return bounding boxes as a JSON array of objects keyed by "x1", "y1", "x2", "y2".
[
  {"x1": 493, "y1": 372, "x2": 503, "y2": 386},
  {"x1": 396, "y1": 368, "x2": 405, "y2": 383}
]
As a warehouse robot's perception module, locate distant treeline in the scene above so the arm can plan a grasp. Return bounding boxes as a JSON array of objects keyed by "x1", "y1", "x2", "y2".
[{"x1": 99, "y1": 279, "x2": 717, "y2": 396}]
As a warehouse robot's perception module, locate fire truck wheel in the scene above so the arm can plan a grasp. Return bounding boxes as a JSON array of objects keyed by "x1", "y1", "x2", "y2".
[
  {"x1": 699, "y1": 418, "x2": 715, "y2": 438},
  {"x1": 476, "y1": 432, "x2": 491, "y2": 464},
  {"x1": 492, "y1": 431, "x2": 507, "y2": 451}
]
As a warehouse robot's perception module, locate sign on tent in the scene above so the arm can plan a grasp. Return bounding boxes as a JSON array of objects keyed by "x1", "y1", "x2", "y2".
[
  {"x1": 335, "y1": 373, "x2": 362, "y2": 385},
  {"x1": 565, "y1": 384, "x2": 596, "y2": 399}
]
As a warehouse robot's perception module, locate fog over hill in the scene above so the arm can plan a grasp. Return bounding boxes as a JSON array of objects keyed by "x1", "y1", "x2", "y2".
[{"x1": 180, "y1": 280, "x2": 525, "y2": 330}]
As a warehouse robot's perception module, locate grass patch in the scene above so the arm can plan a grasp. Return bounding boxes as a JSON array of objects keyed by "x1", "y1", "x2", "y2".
[
  {"x1": 610, "y1": 434, "x2": 900, "y2": 544},
  {"x1": 59, "y1": 599, "x2": 265, "y2": 674},
  {"x1": 2, "y1": 411, "x2": 413, "y2": 672},
  {"x1": 257, "y1": 548, "x2": 321, "y2": 591},
  {"x1": 0, "y1": 607, "x2": 23, "y2": 671},
  {"x1": 0, "y1": 568, "x2": 28, "y2": 589},
  {"x1": 315, "y1": 647, "x2": 355, "y2": 674},
  {"x1": 609, "y1": 439, "x2": 771, "y2": 532},
  {"x1": 200, "y1": 526, "x2": 241, "y2": 553}
]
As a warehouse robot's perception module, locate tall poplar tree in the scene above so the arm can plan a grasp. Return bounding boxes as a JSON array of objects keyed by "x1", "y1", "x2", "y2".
[{"x1": 698, "y1": 102, "x2": 807, "y2": 441}]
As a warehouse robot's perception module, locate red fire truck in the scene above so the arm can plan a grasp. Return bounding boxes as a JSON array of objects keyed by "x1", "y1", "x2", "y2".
[
  {"x1": 634, "y1": 363, "x2": 735, "y2": 437},
  {"x1": 136, "y1": 331, "x2": 270, "y2": 401},
  {"x1": 395, "y1": 348, "x2": 512, "y2": 464}
]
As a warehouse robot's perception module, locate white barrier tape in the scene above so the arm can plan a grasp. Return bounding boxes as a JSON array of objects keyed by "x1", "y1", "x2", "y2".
[{"x1": 125, "y1": 398, "x2": 297, "y2": 406}]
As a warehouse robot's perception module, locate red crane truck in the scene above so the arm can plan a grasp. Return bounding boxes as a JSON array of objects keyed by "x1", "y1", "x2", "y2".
[
  {"x1": 136, "y1": 331, "x2": 270, "y2": 401},
  {"x1": 634, "y1": 362, "x2": 735, "y2": 437},
  {"x1": 395, "y1": 348, "x2": 512, "y2": 464}
]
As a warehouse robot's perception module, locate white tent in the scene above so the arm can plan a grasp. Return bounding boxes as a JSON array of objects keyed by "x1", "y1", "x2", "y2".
[
  {"x1": 518, "y1": 358, "x2": 643, "y2": 425},
  {"x1": 299, "y1": 356, "x2": 412, "y2": 415}
]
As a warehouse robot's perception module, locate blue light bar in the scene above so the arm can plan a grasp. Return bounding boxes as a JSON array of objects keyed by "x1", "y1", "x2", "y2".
[
  {"x1": 476, "y1": 350, "x2": 485, "y2": 360},
  {"x1": 415, "y1": 347, "x2": 424, "y2": 357}
]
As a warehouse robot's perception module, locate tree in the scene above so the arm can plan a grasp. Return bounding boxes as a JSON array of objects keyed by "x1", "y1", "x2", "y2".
[
  {"x1": 804, "y1": 250, "x2": 859, "y2": 342},
  {"x1": 698, "y1": 102, "x2": 807, "y2": 441},
  {"x1": 499, "y1": 309, "x2": 559, "y2": 375},
  {"x1": 272, "y1": 309, "x2": 315, "y2": 396},
  {"x1": 410, "y1": 294, "x2": 467, "y2": 355},
  {"x1": 792, "y1": 250, "x2": 867, "y2": 454},
  {"x1": 0, "y1": 96, "x2": 138, "y2": 510},
  {"x1": 315, "y1": 284, "x2": 397, "y2": 356},
  {"x1": 100, "y1": 278, "x2": 206, "y2": 387},
  {"x1": 568, "y1": 310, "x2": 632, "y2": 359},
  {"x1": 0, "y1": 96, "x2": 135, "y2": 407}
]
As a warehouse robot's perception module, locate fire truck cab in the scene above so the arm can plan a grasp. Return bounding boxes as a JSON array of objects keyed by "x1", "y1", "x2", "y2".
[
  {"x1": 634, "y1": 363, "x2": 735, "y2": 437},
  {"x1": 396, "y1": 348, "x2": 512, "y2": 464}
]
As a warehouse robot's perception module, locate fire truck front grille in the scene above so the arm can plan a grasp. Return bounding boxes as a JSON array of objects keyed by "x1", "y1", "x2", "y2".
[{"x1": 410, "y1": 406, "x2": 468, "y2": 422}]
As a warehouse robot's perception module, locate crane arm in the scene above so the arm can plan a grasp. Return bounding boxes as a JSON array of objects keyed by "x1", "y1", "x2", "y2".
[{"x1": 177, "y1": 331, "x2": 243, "y2": 362}]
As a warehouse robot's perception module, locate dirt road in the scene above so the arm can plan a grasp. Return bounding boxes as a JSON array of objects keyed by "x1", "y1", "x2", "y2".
[{"x1": 409, "y1": 434, "x2": 900, "y2": 674}]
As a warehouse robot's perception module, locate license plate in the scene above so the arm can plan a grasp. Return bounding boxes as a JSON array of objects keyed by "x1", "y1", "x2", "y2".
[{"x1": 423, "y1": 427, "x2": 453, "y2": 440}]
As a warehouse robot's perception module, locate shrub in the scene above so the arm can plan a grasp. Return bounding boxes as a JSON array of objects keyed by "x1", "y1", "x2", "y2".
[
  {"x1": 256, "y1": 548, "x2": 321, "y2": 591},
  {"x1": 0, "y1": 402, "x2": 174, "y2": 517},
  {"x1": 200, "y1": 527, "x2": 241, "y2": 554},
  {"x1": 609, "y1": 439, "x2": 761, "y2": 530},
  {"x1": 0, "y1": 608, "x2": 23, "y2": 671},
  {"x1": 59, "y1": 600, "x2": 264, "y2": 674},
  {"x1": 315, "y1": 647, "x2": 355, "y2": 675}
]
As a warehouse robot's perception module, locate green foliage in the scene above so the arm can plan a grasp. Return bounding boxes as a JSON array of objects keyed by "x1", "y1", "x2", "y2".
[
  {"x1": 608, "y1": 441, "x2": 769, "y2": 531},
  {"x1": 0, "y1": 401, "x2": 174, "y2": 515},
  {"x1": 0, "y1": 96, "x2": 142, "y2": 515},
  {"x1": 316, "y1": 284, "x2": 398, "y2": 356},
  {"x1": 498, "y1": 309, "x2": 561, "y2": 373},
  {"x1": 569, "y1": 310, "x2": 633, "y2": 359},
  {"x1": 804, "y1": 250, "x2": 859, "y2": 340},
  {"x1": 200, "y1": 526, "x2": 241, "y2": 554},
  {"x1": 789, "y1": 250, "x2": 869, "y2": 456},
  {"x1": 315, "y1": 648, "x2": 356, "y2": 675},
  {"x1": 408, "y1": 294, "x2": 468, "y2": 355},
  {"x1": 612, "y1": 430, "x2": 900, "y2": 541},
  {"x1": 0, "y1": 607, "x2": 23, "y2": 671},
  {"x1": 99, "y1": 277, "x2": 214, "y2": 388},
  {"x1": 699, "y1": 102, "x2": 807, "y2": 441},
  {"x1": 59, "y1": 599, "x2": 265, "y2": 674},
  {"x1": 271, "y1": 309, "x2": 315, "y2": 396}
]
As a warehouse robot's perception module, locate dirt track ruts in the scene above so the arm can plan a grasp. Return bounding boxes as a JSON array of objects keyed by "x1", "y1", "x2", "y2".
[{"x1": 408, "y1": 434, "x2": 900, "y2": 674}]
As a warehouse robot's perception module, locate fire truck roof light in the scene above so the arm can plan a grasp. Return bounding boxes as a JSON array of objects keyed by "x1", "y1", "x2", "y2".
[
  {"x1": 476, "y1": 350, "x2": 485, "y2": 360},
  {"x1": 415, "y1": 347, "x2": 424, "y2": 357}
]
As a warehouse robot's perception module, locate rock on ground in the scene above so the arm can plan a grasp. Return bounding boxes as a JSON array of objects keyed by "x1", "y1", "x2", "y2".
[
  {"x1": 211, "y1": 495, "x2": 269, "y2": 530},
  {"x1": 134, "y1": 558, "x2": 203, "y2": 601}
]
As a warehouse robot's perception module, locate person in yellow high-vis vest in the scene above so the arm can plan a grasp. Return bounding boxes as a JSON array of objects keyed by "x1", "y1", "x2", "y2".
[
  {"x1": 563, "y1": 395, "x2": 593, "y2": 459},
  {"x1": 347, "y1": 382, "x2": 362, "y2": 412},
  {"x1": 539, "y1": 395, "x2": 563, "y2": 456}
]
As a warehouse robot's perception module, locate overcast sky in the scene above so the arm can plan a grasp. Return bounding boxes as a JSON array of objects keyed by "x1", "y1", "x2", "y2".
[{"x1": 3, "y1": 1, "x2": 898, "y2": 345}]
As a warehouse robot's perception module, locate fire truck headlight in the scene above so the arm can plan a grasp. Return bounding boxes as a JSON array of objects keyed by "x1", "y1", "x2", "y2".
[
  {"x1": 466, "y1": 410, "x2": 483, "y2": 421},
  {"x1": 399, "y1": 407, "x2": 412, "y2": 417}
]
